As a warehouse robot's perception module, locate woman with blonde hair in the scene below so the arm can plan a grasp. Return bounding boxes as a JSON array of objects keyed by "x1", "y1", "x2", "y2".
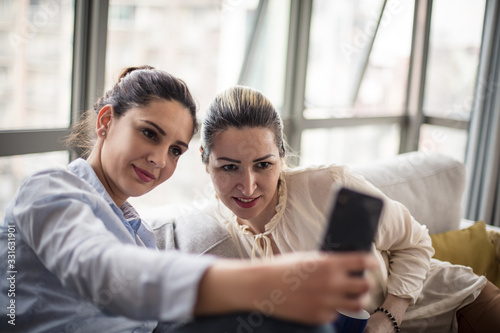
[{"x1": 196, "y1": 85, "x2": 500, "y2": 333}]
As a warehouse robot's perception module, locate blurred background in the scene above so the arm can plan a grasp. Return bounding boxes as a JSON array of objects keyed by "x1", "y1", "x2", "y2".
[{"x1": 1, "y1": 0, "x2": 498, "y2": 225}]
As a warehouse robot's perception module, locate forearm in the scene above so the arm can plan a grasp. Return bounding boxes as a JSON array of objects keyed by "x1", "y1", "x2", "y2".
[
  {"x1": 194, "y1": 260, "x2": 266, "y2": 315},
  {"x1": 194, "y1": 252, "x2": 379, "y2": 325}
]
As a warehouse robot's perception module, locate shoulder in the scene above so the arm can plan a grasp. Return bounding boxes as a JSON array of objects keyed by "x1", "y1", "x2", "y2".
[
  {"x1": 11, "y1": 163, "x2": 101, "y2": 216},
  {"x1": 6, "y1": 164, "x2": 110, "y2": 241},
  {"x1": 282, "y1": 164, "x2": 352, "y2": 188},
  {"x1": 18, "y1": 165, "x2": 89, "y2": 195},
  {"x1": 281, "y1": 164, "x2": 366, "y2": 212},
  {"x1": 284, "y1": 163, "x2": 349, "y2": 177}
]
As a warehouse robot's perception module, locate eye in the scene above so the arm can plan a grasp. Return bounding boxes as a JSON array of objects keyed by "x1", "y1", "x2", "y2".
[
  {"x1": 221, "y1": 164, "x2": 237, "y2": 172},
  {"x1": 142, "y1": 128, "x2": 157, "y2": 140},
  {"x1": 170, "y1": 146, "x2": 184, "y2": 157},
  {"x1": 256, "y1": 162, "x2": 271, "y2": 169}
]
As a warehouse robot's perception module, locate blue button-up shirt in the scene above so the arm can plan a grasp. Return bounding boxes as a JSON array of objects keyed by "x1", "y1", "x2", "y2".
[{"x1": 0, "y1": 158, "x2": 215, "y2": 332}]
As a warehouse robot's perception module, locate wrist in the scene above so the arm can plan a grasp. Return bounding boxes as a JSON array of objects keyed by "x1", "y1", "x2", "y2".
[
  {"x1": 379, "y1": 294, "x2": 410, "y2": 325},
  {"x1": 373, "y1": 307, "x2": 400, "y2": 332}
]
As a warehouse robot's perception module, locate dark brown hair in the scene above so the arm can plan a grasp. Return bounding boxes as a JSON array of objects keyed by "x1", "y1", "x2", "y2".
[{"x1": 66, "y1": 66, "x2": 198, "y2": 158}]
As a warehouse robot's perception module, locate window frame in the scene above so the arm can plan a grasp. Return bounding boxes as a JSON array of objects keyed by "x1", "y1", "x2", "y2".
[
  {"x1": 0, "y1": 0, "x2": 109, "y2": 159},
  {"x1": 0, "y1": 0, "x2": 485, "y2": 167}
]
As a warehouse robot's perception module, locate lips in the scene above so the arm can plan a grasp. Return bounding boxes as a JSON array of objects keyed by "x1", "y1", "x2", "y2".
[
  {"x1": 233, "y1": 196, "x2": 260, "y2": 208},
  {"x1": 133, "y1": 165, "x2": 156, "y2": 183}
]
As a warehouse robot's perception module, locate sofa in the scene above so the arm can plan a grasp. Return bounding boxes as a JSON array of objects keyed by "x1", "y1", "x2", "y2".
[
  {"x1": 350, "y1": 151, "x2": 500, "y2": 287},
  {"x1": 145, "y1": 151, "x2": 500, "y2": 287}
]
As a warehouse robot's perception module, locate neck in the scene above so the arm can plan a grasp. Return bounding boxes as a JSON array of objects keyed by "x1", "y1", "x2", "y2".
[{"x1": 87, "y1": 148, "x2": 126, "y2": 208}]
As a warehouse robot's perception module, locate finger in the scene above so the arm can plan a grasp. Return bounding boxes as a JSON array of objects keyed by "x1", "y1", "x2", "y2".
[
  {"x1": 325, "y1": 293, "x2": 368, "y2": 313},
  {"x1": 342, "y1": 279, "x2": 371, "y2": 298}
]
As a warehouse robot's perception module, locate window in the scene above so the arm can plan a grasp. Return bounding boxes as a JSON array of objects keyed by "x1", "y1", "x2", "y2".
[
  {"x1": 306, "y1": 0, "x2": 413, "y2": 117},
  {"x1": 300, "y1": 124, "x2": 400, "y2": 165},
  {"x1": 420, "y1": 0, "x2": 485, "y2": 162},
  {"x1": 105, "y1": 0, "x2": 290, "y2": 211},
  {"x1": 1, "y1": 0, "x2": 74, "y2": 131},
  {"x1": 299, "y1": 0, "x2": 414, "y2": 165},
  {"x1": 0, "y1": 0, "x2": 489, "y2": 218},
  {"x1": 296, "y1": 0, "x2": 485, "y2": 165},
  {"x1": 0, "y1": 0, "x2": 74, "y2": 218}
]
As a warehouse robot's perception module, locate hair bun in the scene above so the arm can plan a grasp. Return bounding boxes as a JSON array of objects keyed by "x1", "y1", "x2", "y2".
[{"x1": 118, "y1": 65, "x2": 155, "y2": 81}]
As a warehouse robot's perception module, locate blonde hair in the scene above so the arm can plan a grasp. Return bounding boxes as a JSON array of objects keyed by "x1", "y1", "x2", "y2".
[{"x1": 201, "y1": 85, "x2": 287, "y2": 164}]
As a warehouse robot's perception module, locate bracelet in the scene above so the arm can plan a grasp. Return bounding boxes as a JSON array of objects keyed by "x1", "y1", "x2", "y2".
[{"x1": 374, "y1": 307, "x2": 400, "y2": 332}]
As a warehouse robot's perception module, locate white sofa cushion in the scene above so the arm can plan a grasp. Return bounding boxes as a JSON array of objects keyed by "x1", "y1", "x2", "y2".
[{"x1": 350, "y1": 151, "x2": 466, "y2": 234}]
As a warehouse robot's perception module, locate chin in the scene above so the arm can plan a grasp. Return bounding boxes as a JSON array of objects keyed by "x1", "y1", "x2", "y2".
[
  {"x1": 128, "y1": 185, "x2": 154, "y2": 198},
  {"x1": 233, "y1": 209, "x2": 260, "y2": 221}
]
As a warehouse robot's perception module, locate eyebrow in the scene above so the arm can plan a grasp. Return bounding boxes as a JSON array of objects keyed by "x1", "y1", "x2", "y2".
[
  {"x1": 143, "y1": 120, "x2": 166, "y2": 136},
  {"x1": 176, "y1": 140, "x2": 189, "y2": 149},
  {"x1": 142, "y1": 120, "x2": 189, "y2": 149},
  {"x1": 217, "y1": 154, "x2": 275, "y2": 164}
]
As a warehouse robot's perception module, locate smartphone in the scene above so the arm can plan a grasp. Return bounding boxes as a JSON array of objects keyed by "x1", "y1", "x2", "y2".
[{"x1": 320, "y1": 186, "x2": 383, "y2": 253}]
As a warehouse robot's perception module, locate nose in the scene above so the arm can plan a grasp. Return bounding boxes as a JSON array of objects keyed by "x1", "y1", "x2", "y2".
[
  {"x1": 148, "y1": 149, "x2": 167, "y2": 169},
  {"x1": 236, "y1": 169, "x2": 257, "y2": 196}
]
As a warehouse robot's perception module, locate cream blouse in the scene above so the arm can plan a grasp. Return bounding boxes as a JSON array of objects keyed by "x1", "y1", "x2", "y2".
[{"x1": 203, "y1": 164, "x2": 486, "y2": 327}]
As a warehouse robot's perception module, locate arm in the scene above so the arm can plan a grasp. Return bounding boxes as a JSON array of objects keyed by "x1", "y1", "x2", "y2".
[
  {"x1": 195, "y1": 251, "x2": 379, "y2": 325},
  {"x1": 13, "y1": 171, "x2": 215, "y2": 321},
  {"x1": 374, "y1": 198, "x2": 434, "y2": 300}
]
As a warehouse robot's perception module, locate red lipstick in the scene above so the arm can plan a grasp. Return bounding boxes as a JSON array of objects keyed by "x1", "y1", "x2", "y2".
[{"x1": 134, "y1": 166, "x2": 155, "y2": 183}]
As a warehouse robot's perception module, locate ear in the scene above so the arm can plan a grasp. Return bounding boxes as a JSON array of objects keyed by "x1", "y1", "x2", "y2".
[
  {"x1": 96, "y1": 105, "x2": 114, "y2": 138},
  {"x1": 200, "y1": 146, "x2": 209, "y2": 173}
]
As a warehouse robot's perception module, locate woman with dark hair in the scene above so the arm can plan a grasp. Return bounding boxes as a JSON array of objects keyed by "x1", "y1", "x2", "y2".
[
  {"x1": 0, "y1": 68, "x2": 376, "y2": 333},
  {"x1": 199, "y1": 85, "x2": 500, "y2": 333}
]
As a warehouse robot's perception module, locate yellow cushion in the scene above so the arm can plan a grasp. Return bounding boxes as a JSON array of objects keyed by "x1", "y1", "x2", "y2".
[
  {"x1": 487, "y1": 229, "x2": 500, "y2": 263},
  {"x1": 430, "y1": 221, "x2": 500, "y2": 288}
]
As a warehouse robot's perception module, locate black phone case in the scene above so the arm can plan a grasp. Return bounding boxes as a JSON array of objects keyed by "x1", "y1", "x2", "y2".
[{"x1": 321, "y1": 187, "x2": 383, "y2": 252}]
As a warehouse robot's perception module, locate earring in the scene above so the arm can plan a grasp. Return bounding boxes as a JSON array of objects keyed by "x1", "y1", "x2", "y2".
[{"x1": 101, "y1": 131, "x2": 106, "y2": 136}]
